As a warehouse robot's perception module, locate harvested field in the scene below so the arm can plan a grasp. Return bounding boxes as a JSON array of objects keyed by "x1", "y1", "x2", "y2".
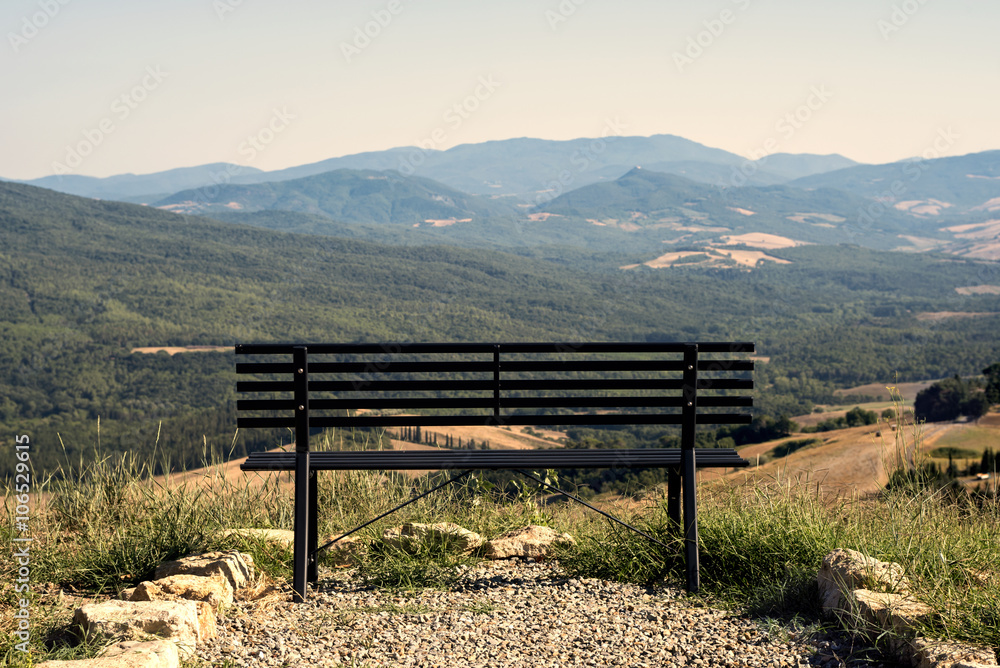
[{"x1": 131, "y1": 345, "x2": 231, "y2": 355}]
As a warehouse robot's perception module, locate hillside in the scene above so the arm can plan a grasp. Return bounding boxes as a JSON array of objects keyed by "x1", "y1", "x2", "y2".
[
  {"x1": 2, "y1": 180, "x2": 1000, "y2": 479},
  {"x1": 535, "y1": 167, "x2": 945, "y2": 252},
  {"x1": 153, "y1": 168, "x2": 517, "y2": 224},
  {"x1": 790, "y1": 151, "x2": 1000, "y2": 216}
]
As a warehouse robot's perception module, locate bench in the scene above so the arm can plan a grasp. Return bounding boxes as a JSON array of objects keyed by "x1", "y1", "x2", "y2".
[{"x1": 235, "y1": 342, "x2": 754, "y2": 602}]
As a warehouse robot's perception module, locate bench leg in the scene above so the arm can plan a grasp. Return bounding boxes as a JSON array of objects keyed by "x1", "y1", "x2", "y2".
[
  {"x1": 667, "y1": 466, "x2": 681, "y2": 532},
  {"x1": 292, "y1": 450, "x2": 311, "y2": 603},
  {"x1": 682, "y1": 448, "x2": 700, "y2": 593},
  {"x1": 308, "y1": 469, "x2": 318, "y2": 584}
]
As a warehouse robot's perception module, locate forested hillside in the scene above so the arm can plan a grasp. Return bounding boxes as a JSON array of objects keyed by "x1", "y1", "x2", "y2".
[{"x1": 2, "y1": 181, "x2": 999, "y2": 478}]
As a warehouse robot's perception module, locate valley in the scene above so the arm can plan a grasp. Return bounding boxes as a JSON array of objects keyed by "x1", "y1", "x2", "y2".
[{"x1": 1, "y1": 138, "x2": 999, "y2": 485}]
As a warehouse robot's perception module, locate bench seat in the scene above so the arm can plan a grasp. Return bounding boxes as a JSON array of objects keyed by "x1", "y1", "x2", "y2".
[{"x1": 241, "y1": 447, "x2": 749, "y2": 471}]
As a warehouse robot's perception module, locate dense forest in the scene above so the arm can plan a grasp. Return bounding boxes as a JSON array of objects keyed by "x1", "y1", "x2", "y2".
[{"x1": 2, "y1": 181, "x2": 1000, "y2": 479}]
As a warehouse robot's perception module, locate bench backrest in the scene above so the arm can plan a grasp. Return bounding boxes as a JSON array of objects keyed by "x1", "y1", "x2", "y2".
[{"x1": 235, "y1": 342, "x2": 754, "y2": 451}]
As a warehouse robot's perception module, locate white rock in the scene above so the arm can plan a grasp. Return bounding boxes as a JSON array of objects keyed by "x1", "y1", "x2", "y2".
[
  {"x1": 382, "y1": 522, "x2": 483, "y2": 554},
  {"x1": 817, "y1": 548, "x2": 909, "y2": 613},
  {"x1": 73, "y1": 600, "x2": 205, "y2": 656},
  {"x1": 218, "y1": 528, "x2": 294, "y2": 547},
  {"x1": 130, "y1": 574, "x2": 233, "y2": 609},
  {"x1": 153, "y1": 551, "x2": 254, "y2": 591},
  {"x1": 36, "y1": 640, "x2": 179, "y2": 667},
  {"x1": 484, "y1": 525, "x2": 575, "y2": 560},
  {"x1": 912, "y1": 637, "x2": 1000, "y2": 668}
]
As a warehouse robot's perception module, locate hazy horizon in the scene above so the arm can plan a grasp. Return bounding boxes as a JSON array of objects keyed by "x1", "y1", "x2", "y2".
[{"x1": 2, "y1": 0, "x2": 998, "y2": 180}]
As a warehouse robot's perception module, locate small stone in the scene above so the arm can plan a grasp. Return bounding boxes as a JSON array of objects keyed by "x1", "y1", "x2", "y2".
[
  {"x1": 131, "y1": 574, "x2": 234, "y2": 609},
  {"x1": 484, "y1": 525, "x2": 575, "y2": 560},
  {"x1": 154, "y1": 551, "x2": 254, "y2": 591},
  {"x1": 381, "y1": 522, "x2": 484, "y2": 554}
]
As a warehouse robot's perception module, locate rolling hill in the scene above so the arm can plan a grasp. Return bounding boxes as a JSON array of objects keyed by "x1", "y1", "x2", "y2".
[
  {"x1": 790, "y1": 150, "x2": 1000, "y2": 216},
  {"x1": 153, "y1": 168, "x2": 517, "y2": 224}
]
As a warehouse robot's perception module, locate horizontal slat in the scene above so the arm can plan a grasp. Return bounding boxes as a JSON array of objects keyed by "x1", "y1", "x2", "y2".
[
  {"x1": 697, "y1": 379, "x2": 754, "y2": 390},
  {"x1": 308, "y1": 361, "x2": 496, "y2": 374},
  {"x1": 236, "y1": 395, "x2": 752, "y2": 412},
  {"x1": 698, "y1": 360, "x2": 754, "y2": 372},
  {"x1": 698, "y1": 396, "x2": 754, "y2": 407},
  {"x1": 240, "y1": 447, "x2": 750, "y2": 471},
  {"x1": 238, "y1": 417, "x2": 296, "y2": 428},
  {"x1": 310, "y1": 380, "x2": 495, "y2": 392},
  {"x1": 308, "y1": 397, "x2": 496, "y2": 410},
  {"x1": 237, "y1": 360, "x2": 751, "y2": 375},
  {"x1": 235, "y1": 342, "x2": 755, "y2": 355},
  {"x1": 502, "y1": 379, "x2": 684, "y2": 391},
  {"x1": 237, "y1": 412, "x2": 752, "y2": 429},
  {"x1": 499, "y1": 360, "x2": 685, "y2": 373},
  {"x1": 497, "y1": 396, "x2": 685, "y2": 409},
  {"x1": 236, "y1": 343, "x2": 498, "y2": 355},
  {"x1": 236, "y1": 363, "x2": 297, "y2": 374},
  {"x1": 237, "y1": 399, "x2": 298, "y2": 411},
  {"x1": 237, "y1": 381, "x2": 294, "y2": 393}
]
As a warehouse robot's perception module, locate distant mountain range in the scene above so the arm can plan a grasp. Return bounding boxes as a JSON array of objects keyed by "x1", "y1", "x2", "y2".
[
  {"x1": 14, "y1": 134, "x2": 858, "y2": 202},
  {"x1": 6, "y1": 135, "x2": 999, "y2": 262}
]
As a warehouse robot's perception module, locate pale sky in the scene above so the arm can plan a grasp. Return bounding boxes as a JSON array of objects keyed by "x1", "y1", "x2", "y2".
[{"x1": 2, "y1": 0, "x2": 998, "y2": 180}]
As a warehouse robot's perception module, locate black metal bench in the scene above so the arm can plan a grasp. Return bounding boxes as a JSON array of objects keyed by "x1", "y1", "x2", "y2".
[{"x1": 235, "y1": 342, "x2": 754, "y2": 602}]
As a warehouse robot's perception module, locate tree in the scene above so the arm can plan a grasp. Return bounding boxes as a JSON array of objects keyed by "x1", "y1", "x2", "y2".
[
  {"x1": 983, "y1": 363, "x2": 1000, "y2": 405},
  {"x1": 914, "y1": 375, "x2": 985, "y2": 423}
]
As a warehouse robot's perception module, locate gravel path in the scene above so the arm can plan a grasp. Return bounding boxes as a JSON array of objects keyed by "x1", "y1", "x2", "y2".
[{"x1": 196, "y1": 560, "x2": 897, "y2": 668}]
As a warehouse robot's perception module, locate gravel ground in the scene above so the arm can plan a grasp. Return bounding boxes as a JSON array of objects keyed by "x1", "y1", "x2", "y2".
[{"x1": 196, "y1": 560, "x2": 900, "y2": 668}]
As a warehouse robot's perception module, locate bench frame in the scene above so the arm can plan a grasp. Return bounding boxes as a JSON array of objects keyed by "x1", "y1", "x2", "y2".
[{"x1": 235, "y1": 342, "x2": 754, "y2": 602}]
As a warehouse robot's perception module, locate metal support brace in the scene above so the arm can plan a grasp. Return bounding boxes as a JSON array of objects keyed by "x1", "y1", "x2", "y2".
[
  {"x1": 292, "y1": 346, "x2": 311, "y2": 603},
  {"x1": 667, "y1": 466, "x2": 681, "y2": 531},
  {"x1": 681, "y1": 344, "x2": 700, "y2": 593},
  {"x1": 308, "y1": 469, "x2": 318, "y2": 584}
]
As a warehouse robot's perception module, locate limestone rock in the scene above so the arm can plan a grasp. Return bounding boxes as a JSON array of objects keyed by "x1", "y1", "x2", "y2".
[
  {"x1": 36, "y1": 640, "x2": 180, "y2": 667},
  {"x1": 818, "y1": 548, "x2": 910, "y2": 612},
  {"x1": 219, "y1": 528, "x2": 294, "y2": 547},
  {"x1": 382, "y1": 522, "x2": 483, "y2": 554},
  {"x1": 850, "y1": 589, "x2": 934, "y2": 639},
  {"x1": 153, "y1": 551, "x2": 254, "y2": 591},
  {"x1": 130, "y1": 574, "x2": 233, "y2": 609},
  {"x1": 73, "y1": 600, "x2": 204, "y2": 656},
  {"x1": 324, "y1": 534, "x2": 366, "y2": 567},
  {"x1": 484, "y1": 525, "x2": 575, "y2": 560},
  {"x1": 912, "y1": 638, "x2": 999, "y2": 668}
]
